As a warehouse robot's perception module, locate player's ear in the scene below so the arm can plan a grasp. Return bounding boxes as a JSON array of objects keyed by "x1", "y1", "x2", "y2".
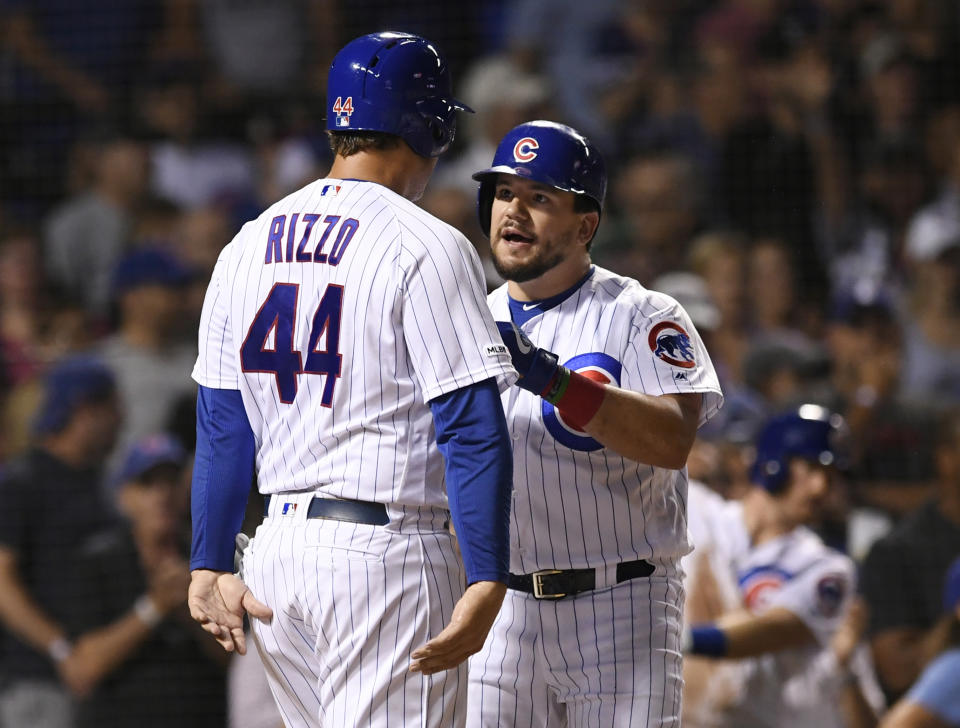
[{"x1": 576, "y1": 211, "x2": 600, "y2": 247}]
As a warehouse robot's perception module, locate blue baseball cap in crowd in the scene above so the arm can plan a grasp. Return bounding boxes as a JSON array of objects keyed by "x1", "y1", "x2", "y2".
[
  {"x1": 943, "y1": 555, "x2": 960, "y2": 613},
  {"x1": 111, "y1": 247, "x2": 195, "y2": 298},
  {"x1": 32, "y1": 355, "x2": 117, "y2": 435},
  {"x1": 114, "y1": 433, "x2": 186, "y2": 486}
]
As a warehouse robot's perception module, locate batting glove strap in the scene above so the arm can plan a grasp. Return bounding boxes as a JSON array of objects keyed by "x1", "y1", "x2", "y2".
[
  {"x1": 496, "y1": 321, "x2": 560, "y2": 396},
  {"x1": 234, "y1": 532, "x2": 250, "y2": 579}
]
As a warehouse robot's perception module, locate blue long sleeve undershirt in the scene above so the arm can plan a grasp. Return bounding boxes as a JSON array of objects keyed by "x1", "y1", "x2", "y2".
[
  {"x1": 189, "y1": 378, "x2": 513, "y2": 583},
  {"x1": 190, "y1": 386, "x2": 256, "y2": 572},
  {"x1": 429, "y1": 377, "x2": 513, "y2": 585}
]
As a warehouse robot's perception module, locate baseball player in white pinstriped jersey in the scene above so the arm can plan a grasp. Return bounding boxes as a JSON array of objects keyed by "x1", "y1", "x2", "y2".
[
  {"x1": 466, "y1": 121, "x2": 723, "y2": 727},
  {"x1": 187, "y1": 33, "x2": 517, "y2": 727},
  {"x1": 680, "y1": 408, "x2": 882, "y2": 728}
]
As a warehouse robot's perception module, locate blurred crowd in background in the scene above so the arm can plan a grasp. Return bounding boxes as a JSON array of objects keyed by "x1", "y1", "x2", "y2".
[{"x1": 1, "y1": 0, "x2": 960, "y2": 726}]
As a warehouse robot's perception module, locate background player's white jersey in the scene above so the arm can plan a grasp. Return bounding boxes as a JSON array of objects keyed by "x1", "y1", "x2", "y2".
[
  {"x1": 709, "y1": 499, "x2": 864, "y2": 728},
  {"x1": 487, "y1": 266, "x2": 723, "y2": 572},
  {"x1": 194, "y1": 177, "x2": 515, "y2": 505}
]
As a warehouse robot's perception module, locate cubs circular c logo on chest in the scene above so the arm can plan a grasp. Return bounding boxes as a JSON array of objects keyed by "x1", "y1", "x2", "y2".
[{"x1": 541, "y1": 352, "x2": 621, "y2": 451}]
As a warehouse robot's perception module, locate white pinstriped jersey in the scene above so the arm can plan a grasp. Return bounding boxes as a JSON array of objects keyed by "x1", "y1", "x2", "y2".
[
  {"x1": 193, "y1": 177, "x2": 516, "y2": 506},
  {"x1": 704, "y1": 500, "x2": 862, "y2": 728},
  {"x1": 487, "y1": 266, "x2": 723, "y2": 573},
  {"x1": 682, "y1": 490, "x2": 879, "y2": 728}
]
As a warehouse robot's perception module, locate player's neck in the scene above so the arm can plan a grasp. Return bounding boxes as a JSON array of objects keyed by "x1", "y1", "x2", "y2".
[
  {"x1": 328, "y1": 147, "x2": 436, "y2": 201},
  {"x1": 507, "y1": 257, "x2": 591, "y2": 302}
]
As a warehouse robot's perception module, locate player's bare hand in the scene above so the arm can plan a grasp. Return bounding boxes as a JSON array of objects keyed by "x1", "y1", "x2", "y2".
[
  {"x1": 188, "y1": 569, "x2": 273, "y2": 654},
  {"x1": 409, "y1": 580, "x2": 506, "y2": 675}
]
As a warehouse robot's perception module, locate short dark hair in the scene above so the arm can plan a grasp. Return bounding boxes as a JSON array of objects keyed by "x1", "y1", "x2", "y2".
[{"x1": 327, "y1": 130, "x2": 401, "y2": 157}]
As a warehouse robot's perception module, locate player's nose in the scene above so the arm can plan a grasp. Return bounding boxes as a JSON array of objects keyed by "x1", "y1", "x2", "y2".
[{"x1": 502, "y1": 195, "x2": 531, "y2": 223}]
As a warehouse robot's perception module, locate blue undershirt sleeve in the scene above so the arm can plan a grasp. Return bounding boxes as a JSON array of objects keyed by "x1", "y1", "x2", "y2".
[
  {"x1": 190, "y1": 385, "x2": 256, "y2": 572},
  {"x1": 429, "y1": 377, "x2": 512, "y2": 585}
]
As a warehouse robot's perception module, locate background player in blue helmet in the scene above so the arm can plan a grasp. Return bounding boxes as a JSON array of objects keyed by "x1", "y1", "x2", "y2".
[
  {"x1": 187, "y1": 32, "x2": 516, "y2": 726},
  {"x1": 681, "y1": 405, "x2": 884, "y2": 728},
  {"x1": 469, "y1": 120, "x2": 723, "y2": 727}
]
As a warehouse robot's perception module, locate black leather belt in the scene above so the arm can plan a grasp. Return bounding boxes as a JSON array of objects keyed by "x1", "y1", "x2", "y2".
[
  {"x1": 265, "y1": 496, "x2": 389, "y2": 526},
  {"x1": 508, "y1": 559, "x2": 655, "y2": 599}
]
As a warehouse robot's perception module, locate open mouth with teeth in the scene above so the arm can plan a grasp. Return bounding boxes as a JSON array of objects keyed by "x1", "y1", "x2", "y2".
[{"x1": 502, "y1": 231, "x2": 535, "y2": 244}]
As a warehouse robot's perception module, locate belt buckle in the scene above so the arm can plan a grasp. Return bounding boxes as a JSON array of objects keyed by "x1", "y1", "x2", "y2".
[{"x1": 532, "y1": 569, "x2": 566, "y2": 599}]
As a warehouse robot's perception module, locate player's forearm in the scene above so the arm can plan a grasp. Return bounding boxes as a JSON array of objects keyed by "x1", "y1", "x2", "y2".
[
  {"x1": 578, "y1": 388, "x2": 700, "y2": 468},
  {"x1": 0, "y1": 550, "x2": 68, "y2": 653},
  {"x1": 190, "y1": 386, "x2": 256, "y2": 572},
  {"x1": 687, "y1": 608, "x2": 817, "y2": 659},
  {"x1": 496, "y1": 321, "x2": 701, "y2": 468},
  {"x1": 430, "y1": 378, "x2": 513, "y2": 584}
]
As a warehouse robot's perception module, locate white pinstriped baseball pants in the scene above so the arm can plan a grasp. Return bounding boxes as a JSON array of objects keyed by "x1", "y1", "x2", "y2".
[
  {"x1": 468, "y1": 573, "x2": 684, "y2": 727},
  {"x1": 243, "y1": 493, "x2": 465, "y2": 727}
]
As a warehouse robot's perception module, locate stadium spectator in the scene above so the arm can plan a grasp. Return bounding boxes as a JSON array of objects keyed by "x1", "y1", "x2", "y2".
[
  {"x1": 134, "y1": 62, "x2": 256, "y2": 211},
  {"x1": 67, "y1": 434, "x2": 227, "y2": 728},
  {"x1": 43, "y1": 135, "x2": 150, "y2": 318},
  {"x1": 687, "y1": 231, "x2": 751, "y2": 395},
  {"x1": 879, "y1": 555, "x2": 960, "y2": 728},
  {"x1": 861, "y1": 408, "x2": 960, "y2": 701},
  {"x1": 97, "y1": 247, "x2": 197, "y2": 472},
  {"x1": 748, "y1": 236, "x2": 823, "y2": 338},
  {"x1": 0, "y1": 227, "x2": 46, "y2": 388},
  {"x1": 899, "y1": 208, "x2": 960, "y2": 404},
  {"x1": 828, "y1": 139, "x2": 929, "y2": 307},
  {"x1": 598, "y1": 147, "x2": 704, "y2": 285},
  {"x1": 502, "y1": 0, "x2": 631, "y2": 153},
  {"x1": 720, "y1": 17, "x2": 842, "y2": 293},
  {"x1": 824, "y1": 294, "x2": 939, "y2": 518},
  {"x1": 0, "y1": 356, "x2": 121, "y2": 728}
]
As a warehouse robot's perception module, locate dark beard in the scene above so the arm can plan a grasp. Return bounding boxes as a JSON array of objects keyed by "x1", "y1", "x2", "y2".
[{"x1": 491, "y1": 244, "x2": 566, "y2": 283}]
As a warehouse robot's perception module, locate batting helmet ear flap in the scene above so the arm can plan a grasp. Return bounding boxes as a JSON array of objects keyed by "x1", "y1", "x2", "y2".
[{"x1": 411, "y1": 97, "x2": 461, "y2": 157}]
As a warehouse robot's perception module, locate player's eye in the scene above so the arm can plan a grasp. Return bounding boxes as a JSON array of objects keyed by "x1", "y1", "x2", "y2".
[
  {"x1": 495, "y1": 187, "x2": 513, "y2": 200},
  {"x1": 533, "y1": 193, "x2": 550, "y2": 204}
]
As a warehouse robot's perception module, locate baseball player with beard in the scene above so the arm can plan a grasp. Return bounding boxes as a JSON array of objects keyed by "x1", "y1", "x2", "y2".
[
  {"x1": 186, "y1": 32, "x2": 517, "y2": 727},
  {"x1": 467, "y1": 120, "x2": 723, "y2": 727}
]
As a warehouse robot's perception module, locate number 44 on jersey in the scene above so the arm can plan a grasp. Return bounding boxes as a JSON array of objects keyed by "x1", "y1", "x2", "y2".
[{"x1": 240, "y1": 282, "x2": 344, "y2": 406}]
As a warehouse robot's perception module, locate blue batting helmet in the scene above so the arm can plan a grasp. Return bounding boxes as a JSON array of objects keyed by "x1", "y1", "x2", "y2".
[
  {"x1": 751, "y1": 405, "x2": 846, "y2": 493},
  {"x1": 326, "y1": 32, "x2": 472, "y2": 159},
  {"x1": 472, "y1": 120, "x2": 607, "y2": 237}
]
